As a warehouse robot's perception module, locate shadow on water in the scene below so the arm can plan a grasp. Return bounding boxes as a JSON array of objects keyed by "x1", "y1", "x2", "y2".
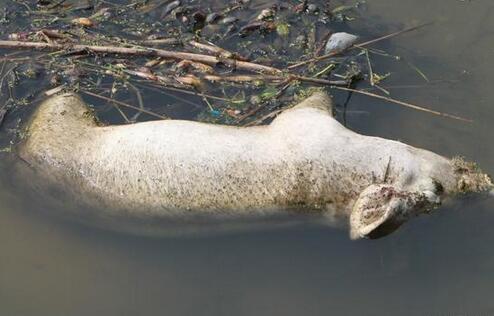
[{"x1": 1, "y1": 0, "x2": 494, "y2": 315}]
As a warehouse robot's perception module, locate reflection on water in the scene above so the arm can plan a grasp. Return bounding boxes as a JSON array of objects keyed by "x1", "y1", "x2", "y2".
[{"x1": 1, "y1": 0, "x2": 494, "y2": 315}]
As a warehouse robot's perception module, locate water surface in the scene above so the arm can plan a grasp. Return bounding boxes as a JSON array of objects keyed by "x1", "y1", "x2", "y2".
[{"x1": 1, "y1": 0, "x2": 494, "y2": 315}]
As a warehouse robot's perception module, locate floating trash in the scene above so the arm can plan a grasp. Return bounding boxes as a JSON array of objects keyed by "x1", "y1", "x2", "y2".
[{"x1": 324, "y1": 32, "x2": 359, "y2": 54}]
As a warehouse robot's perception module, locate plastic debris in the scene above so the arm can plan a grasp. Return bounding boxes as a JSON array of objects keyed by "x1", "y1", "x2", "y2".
[{"x1": 324, "y1": 32, "x2": 358, "y2": 54}]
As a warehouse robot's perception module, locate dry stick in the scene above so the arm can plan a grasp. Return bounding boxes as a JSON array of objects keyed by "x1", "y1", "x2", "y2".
[
  {"x1": 44, "y1": 85, "x2": 65, "y2": 96},
  {"x1": 332, "y1": 86, "x2": 471, "y2": 122},
  {"x1": 248, "y1": 84, "x2": 471, "y2": 126},
  {"x1": 0, "y1": 40, "x2": 282, "y2": 75},
  {"x1": 189, "y1": 40, "x2": 232, "y2": 57},
  {"x1": 204, "y1": 74, "x2": 284, "y2": 83},
  {"x1": 288, "y1": 23, "x2": 433, "y2": 70},
  {"x1": 204, "y1": 73, "x2": 348, "y2": 85},
  {"x1": 141, "y1": 38, "x2": 182, "y2": 46},
  {"x1": 355, "y1": 23, "x2": 433, "y2": 47},
  {"x1": 137, "y1": 82, "x2": 237, "y2": 103},
  {"x1": 375, "y1": 84, "x2": 443, "y2": 90},
  {"x1": 290, "y1": 75, "x2": 347, "y2": 86},
  {"x1": 133, "y1": 82, "x2": 204, "y2": 109},
  {"x1": 80, "y1": 90, "x2": 169, "y2": 120},
  {"x1": 188, "y1": 40, "x2": 249, "y2": 61},
  {"x1": 0, "y1": 56, "x2": 31, "y2": 63},
  {"x1": 203, "y1": 74, "x2": 347, "y2": 86},
  {"x1": 364, "y1": 49, "x2": 375, "y2": 86}
]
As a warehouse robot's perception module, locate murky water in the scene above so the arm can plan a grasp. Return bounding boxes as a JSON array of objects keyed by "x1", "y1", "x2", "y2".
[{"x1": 1, "y1": 0, "x2": 494, "y2": 315}]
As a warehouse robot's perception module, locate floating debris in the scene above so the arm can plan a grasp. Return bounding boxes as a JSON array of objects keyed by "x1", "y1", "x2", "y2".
[
  {"x1": 324, "y1": 32, "x2": 359, "y2": 54},
  {"x1": 0, "y1": 0, "x2": 460, "y2": 133},
  {"x1": 256, "y1": 8, "x2": 275, "y2": 21},
  {"x1": 162, "y1": 0, "x2": 181, "y2": 17},
  {"x1": 219, "y1": 16, "x2": 238, "y2": 25},
  {"x1": 71, "y1": 17, "x2": 94, "y2": 27},
  {"x1": 307, "y1": 4, "x2": 319, "y2": 14},
  {"x1": 206, "y1": 12, "x2": 223, "y2": 24},
  {"x1": 276, "y1": 22, "x2": 290, "y2": 37},
  {"x1": 8, "y1": 32, "x2": 29, "y2": 41}
]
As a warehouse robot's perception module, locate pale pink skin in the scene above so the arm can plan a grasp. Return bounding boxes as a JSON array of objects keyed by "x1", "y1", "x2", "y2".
[{"x1": 18, "y1": 92, "x2": 492, "y2": 239}]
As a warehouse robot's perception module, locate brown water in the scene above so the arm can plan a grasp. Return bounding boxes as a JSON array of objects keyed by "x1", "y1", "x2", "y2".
[{"x1": 1, "y1": 0, "x2": 494, "y2": 315}]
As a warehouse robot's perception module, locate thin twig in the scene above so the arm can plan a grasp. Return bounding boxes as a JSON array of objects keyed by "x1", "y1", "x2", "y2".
[
  {"x1": 134, "y1": 82, "x2": 203, "y2": 108},
  {"x1": 313, "y1": 63, "x2": 335, "y2": 78},
  {"x1": 288, "y1": 23, "x2": 433, "y2": 70},
  {"x1": 141, "y1": 38, "x2": 182, "y2": 46},
  {"x1": 0, "y1": 106, "x2": 7, "y2": 128},
  {"x1": 364, "y1": 49, "x2": 375, "y2": 86},
  {"x1": 203, "y1": 74, "x2": 283, "y2": 83},
  {"x1": 0, "y1": 65, "x2": 15, "y2": 97},
  {"x1": 373, "y1": 84, "x2": 390, "y2": 96},
  {"x1": 80, "y1": 89, "x2": 168, "y2": 120},
  {"x1": 109, "y1": 81, "x2": 131, "y2": 123},
  {"x1": 136, "y1": 81, "x2": 240, "y2": 103},
  {"x1": 356, "y1": 22, "x2": 434, "y2": 48},
  {"x1": 44, "y1": 85, "x2": 65, "y2": 96},
  {"x1": 200, "y1": 93, "x2": 215, "y2": 112},
  {"x1": 290, "y1": 75, "x2": 347, "y2": 86},
  {"x1": 188, "y1": 40, "x2": 246, "y2": 60},
  {"x1": 331, "y1": 86, "x2": 471, "y2": 122},
  {"x1": 203, "y1": 73, "x2": 347, "y2": 86},
  {"x1": 127, "y1": 82, "x2": 145, "y2": 121},
  {"x1": 406, "y1": 60, "x2": 430, "y2": 82}
]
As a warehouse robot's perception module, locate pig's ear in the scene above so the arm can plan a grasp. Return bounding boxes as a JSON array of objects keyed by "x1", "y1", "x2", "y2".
[{"x1": 349, "y1": 184, "x2": 438, "y2": 240}]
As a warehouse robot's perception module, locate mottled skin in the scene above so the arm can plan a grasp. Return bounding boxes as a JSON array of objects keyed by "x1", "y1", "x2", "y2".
[{"x1": 18, "y1": 92, "x2": 492, "y2": 238}]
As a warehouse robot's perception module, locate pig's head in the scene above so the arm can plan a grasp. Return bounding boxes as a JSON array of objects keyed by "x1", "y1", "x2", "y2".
[{"x1": 349, "y1": 155, "x2": 493, "y2": 240}]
